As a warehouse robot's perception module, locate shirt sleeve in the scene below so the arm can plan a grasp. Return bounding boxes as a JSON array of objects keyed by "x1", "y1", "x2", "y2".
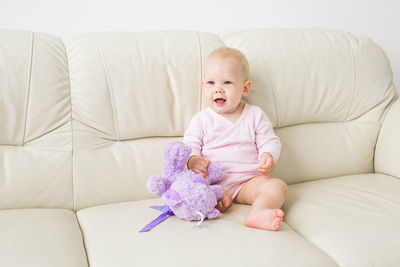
[
  {"x1": 183, "y1": 113, "x2": 204, "y2": 158},
  {"x1": 255, "y1": 108, "x2": 281, "y2": 164}
]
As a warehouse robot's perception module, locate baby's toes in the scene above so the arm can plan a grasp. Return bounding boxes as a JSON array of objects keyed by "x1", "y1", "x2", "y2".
[
  {"x1": 274, "y1": 209, "x2": 284, "y2": 218},
  {"x1": 223, "y1": 195, "x2": 232, "y2": 207},
  {"x1": 217, "y1": 201, "x2": 226, "y2": 212},
  {"x1": 271, "y1": 218, "x2": 282, "y2": 230}
]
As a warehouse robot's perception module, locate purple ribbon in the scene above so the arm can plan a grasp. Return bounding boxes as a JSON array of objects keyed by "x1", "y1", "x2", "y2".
[{"x1": 139, "y1": 205, "x2": 174, "y2": 232}]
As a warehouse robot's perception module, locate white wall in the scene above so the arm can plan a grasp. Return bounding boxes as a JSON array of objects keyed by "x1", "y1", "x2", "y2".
[{"x1": 1, "y1": 0, "x2": 399, "y2": 92}]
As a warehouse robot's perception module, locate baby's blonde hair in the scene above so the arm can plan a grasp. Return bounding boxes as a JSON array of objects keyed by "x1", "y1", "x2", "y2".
[{"x1": 207, "y1": 47, "x2": 250, "y2": 80}]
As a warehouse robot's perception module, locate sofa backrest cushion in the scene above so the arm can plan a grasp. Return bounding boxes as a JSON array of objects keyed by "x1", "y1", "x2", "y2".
[{"x1": 0, "y1": 30, "x2": 73, "y2": 209}]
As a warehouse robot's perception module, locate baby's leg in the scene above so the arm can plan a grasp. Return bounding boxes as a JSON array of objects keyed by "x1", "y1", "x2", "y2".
[{"x1": 234, "y1": 176, "x2": 288, "y2": 231}]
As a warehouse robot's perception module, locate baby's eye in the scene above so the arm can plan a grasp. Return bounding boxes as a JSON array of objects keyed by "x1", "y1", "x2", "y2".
[
  {"x1": 207, "y1": 81, "x2": 215, "y2": 85},
  {"x1": 224, "y1": 81, "x2": 232, "y2": 85}
]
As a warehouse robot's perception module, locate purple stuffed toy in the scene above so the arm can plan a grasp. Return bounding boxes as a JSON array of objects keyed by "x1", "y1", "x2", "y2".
[{"x1": 146, "y1": 141, "x2": 225, "y2": 221}]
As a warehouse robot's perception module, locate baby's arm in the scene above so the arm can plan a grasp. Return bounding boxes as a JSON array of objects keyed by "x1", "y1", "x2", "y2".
[
  {"x1": 183, "y1": 114, "x2": 209, "y2": 176},
  {"x1": 255, "y1": 108, "x2": 281, "y2": 175}
]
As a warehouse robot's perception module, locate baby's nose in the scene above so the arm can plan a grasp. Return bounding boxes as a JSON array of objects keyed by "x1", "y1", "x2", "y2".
[{"x1": 215, "y1": 86, "x2": 224, "y2": 93}]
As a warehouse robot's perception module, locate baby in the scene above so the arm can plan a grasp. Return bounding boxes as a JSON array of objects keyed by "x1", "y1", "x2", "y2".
[{"x1": 183, "y1": 47, "x2": 288, "y2": 231}]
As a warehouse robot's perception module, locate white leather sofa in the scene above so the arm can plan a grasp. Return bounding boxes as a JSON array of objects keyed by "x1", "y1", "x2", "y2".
[{"x1": 1, "y1": 28, "x2": 399, "y2": 267}]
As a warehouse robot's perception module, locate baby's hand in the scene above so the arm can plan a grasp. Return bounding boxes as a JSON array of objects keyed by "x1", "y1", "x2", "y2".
[
  {"x1": 257, "y1": 152, "x2": 275, "y2": 176},
  {"x1": 187, "y1": 155, "x2": 210, "y2": 177}
]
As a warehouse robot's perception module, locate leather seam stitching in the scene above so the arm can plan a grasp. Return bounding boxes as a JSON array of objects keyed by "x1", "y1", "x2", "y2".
[
  {"x1": 344, "y1": 32, "x2": 356, "y2": 121},
  {"x1": 22, "y1": 32, "x2": 34, "y2": 145},
  {"x1": 62, "y1": 37, "x2": 76, "y2": 211},
  {"x1": 95, "y1": 35, "x2": 120, "y2": 140}
]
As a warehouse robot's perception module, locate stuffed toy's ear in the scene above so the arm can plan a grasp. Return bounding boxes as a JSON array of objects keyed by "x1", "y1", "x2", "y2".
[
  {"x1": 206, "y1": 162, "x2": 225, "y2": 183},
  {"x1": 162, "y1": 141, "x2": 191, "y2": 177},
  {"x1": 162, "y1": 189, "x2": 182, "y2": 207},
  {"x1": 147, "y1": 174, "x2": 168, "y2": 197}
]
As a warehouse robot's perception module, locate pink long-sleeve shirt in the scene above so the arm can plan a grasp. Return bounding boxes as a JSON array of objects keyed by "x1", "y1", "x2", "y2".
[{"x1": 183, "y1": 103, "x2": 281, "y2": 197}]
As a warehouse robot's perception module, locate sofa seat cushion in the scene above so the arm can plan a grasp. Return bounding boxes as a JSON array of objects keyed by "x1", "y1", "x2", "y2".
[
  {"x1": 283, "y1": 173, "x2": 400, "y2": 266},
  {"x1": 77, "y1": 199, "x2": 336, "y2": 267},
  {"x1": 0, "y1": 209, "x2": 88, "y2": 267}
]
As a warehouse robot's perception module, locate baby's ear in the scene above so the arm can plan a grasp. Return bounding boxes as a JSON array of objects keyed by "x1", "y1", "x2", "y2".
[{"x1": 243, "y1": 80, "x2": 252, "y2": 96}]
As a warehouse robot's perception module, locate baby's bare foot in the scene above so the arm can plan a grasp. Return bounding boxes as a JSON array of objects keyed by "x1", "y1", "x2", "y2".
[
  {"x1": 217, "y1": 192, "x2": 232, "y2": 212},
  {"x1": 245, "y1": 208, "x2": 284, "y2": 231}
]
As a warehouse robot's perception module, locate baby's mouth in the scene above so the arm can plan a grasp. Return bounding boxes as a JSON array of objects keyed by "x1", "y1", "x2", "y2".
[
  {"x1": 214, "y1": 98, "x2": 226, "y2": 107},
  {"x1": 214, "y1": 98, "x2": 226, "y2": 105}
]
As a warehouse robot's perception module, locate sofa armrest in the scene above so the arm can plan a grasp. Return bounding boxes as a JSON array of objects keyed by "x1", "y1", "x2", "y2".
[{"x1": 375, "y1": 97, "x2": 400, "y2": 178}]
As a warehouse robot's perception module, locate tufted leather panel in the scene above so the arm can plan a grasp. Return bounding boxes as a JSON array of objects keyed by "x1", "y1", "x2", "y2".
[{"x1": 0, "y1": 30, "x2": 72, "y2": 209}]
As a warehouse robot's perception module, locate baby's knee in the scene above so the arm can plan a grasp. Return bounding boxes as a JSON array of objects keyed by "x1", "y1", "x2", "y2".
[
  {"x1": 276, "y1": 179, "x2": 288, "y2": 195},
  {"x1": 258, "y1": 178, "x2": 288, "y2": 197}
]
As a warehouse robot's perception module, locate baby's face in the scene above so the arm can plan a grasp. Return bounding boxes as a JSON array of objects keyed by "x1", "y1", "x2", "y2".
[{"x1": 202, "y1": 56, "x2": 250, "y2": 115}]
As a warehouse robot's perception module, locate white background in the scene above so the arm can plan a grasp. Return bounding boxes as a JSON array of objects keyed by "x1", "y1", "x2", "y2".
[{"x1": 1, "y1": 0, "x2": 399, "y2": 92}]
